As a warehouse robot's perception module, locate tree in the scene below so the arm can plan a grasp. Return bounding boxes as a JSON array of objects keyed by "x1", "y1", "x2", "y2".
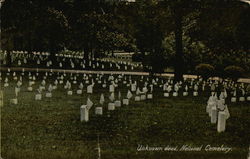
[
  {"x1": 1, "y1": 0, "x2": 69, "y2": 65},
  {"x1": 192, "y1": 0, "x2": 250, "y2": 73},
  {"x1": 1, "y1": 0, "x2": 35, "y2": 66},
  {"x1": 134, "y1": 0, "x2": 168, "y2": 73},
  {"x1": 37, "y1": 7, "x2": 69, "y2": 62},
  {"x1": 160, "y1": 0, "x2": 205, "y2": 81}
]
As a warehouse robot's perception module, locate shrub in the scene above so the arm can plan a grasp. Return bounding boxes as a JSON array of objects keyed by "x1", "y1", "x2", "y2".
[
  {"x1": 224, "y1": 65, "x2": 245, "y2": 82},
  {"x1": 195, "y1": 63, "x2": 215, "y2": 80}
]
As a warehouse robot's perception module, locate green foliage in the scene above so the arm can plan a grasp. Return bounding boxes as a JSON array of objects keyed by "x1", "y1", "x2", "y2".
[
  {"x1": 97, "y1": 30, "x2": 129, "y2": 52},
  {"x1": 224, "y1": 65, "x2": 245, "y2": 81},
  {"x1": 1, "y1": 0, "x2": 250, "y2": 77},
  {"x1": 195, "y1": 63, "x2": 215, "y2": 80},
  {"x1": 162, "y1": 32, "x2": 210, "y2": 72},
  {"x1": 76, "y1": 12, "x2": 131, "y2": 56}
]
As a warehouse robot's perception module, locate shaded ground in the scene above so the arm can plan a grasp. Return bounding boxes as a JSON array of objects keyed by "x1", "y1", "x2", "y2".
[{"x1": 1, "y1": 73, "x2": 250, "y2": 159}]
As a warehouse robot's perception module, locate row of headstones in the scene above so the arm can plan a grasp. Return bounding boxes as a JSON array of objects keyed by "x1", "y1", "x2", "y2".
[
  {"x1": 11, "y1": 57, "x2": 139, "y2": 71},
  {"x1": 2, "y1": 69, "x2": 250, "y2": 95},
  {"x1": 206, "y1": 92, "x2": 230, "y2": 133},
  {"x1": 3, "y1": 70, "x2": 250, "y2": 102},
  {"x1": 2, "y1": 50, "x2": 130, "y2": 59},
  {"x1": 10, "y1": 78, "x2": 154, "y2": 104},
  {"x1": 80, "y1": 89, "x2": 153, "y2": 122},
  {"x1": 4, "y1": 71, "x2": 142, "y2": 102},
  {"x1": 1, "y1": 50, "x2": 141, "y2": 71},
  {"x1": 1, "y1": 67, "x2": 249, "y2": 94}
]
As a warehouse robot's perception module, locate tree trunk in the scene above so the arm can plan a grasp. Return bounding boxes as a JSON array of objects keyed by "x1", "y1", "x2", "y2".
[
  {"x1": 83, "y1": 47, "x2": 90, "y2": 69},
  {"x1": 50, "y1": 41, "x2": 56, "y2": 65},
  {"x1": 6, "y1": 50, "x2": 12, "y2": 67},
  {"x1": 174, "y1": 11, "x2": 184, "y2": 82}
]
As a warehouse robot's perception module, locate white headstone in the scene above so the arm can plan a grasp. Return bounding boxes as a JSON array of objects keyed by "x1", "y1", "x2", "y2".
[
  {"x1": 217, "y1": 111, "x2": 226, "y2": 133},
  {"x1": 95, "y1": 107, "x2": 103, "y2": 115},
  {"x1": 109, "y1": 93, "x2": 115, "y2": 102},
  {"x1": 109, "y1": 84, "x2": 115, "y2": 93},
  {"x1": 122, "y1": 99, "x2": 129, "y2": 105},
  {"x1": 193, "y1": 92, "x2": 198, "y2": 96},
  {"x1": 35, "y1": 94, "x2": 42, "y2": 100},
  {"x1": 108, "y1": 103, "x2": 115, "y2": 110},
  {"x1": 211, "y1": 107, "x2": 217, "y2": 124},
  {"x1": 239, "y1": 97, "x2": 245, "y2": 102},
  {"x1": 80, "y1": 105, "x2": 89, "y2": 122},
  {"x1": 45, "y1": 92, "x2": 52, "y2": 98},
  {"x1": 183, "y1": 92, "x2": 188, "y2": 96},
  {"x1": 100, "y1": 94, "x2": 105, "y2": 105},
  {"x1": 27, "y1": 86, "x2": 33, "y2": 91},
  {"x1": 127, "y1": 90, "x2": 133, "y2": 99},
  {"x1": 10, "y1": 98, "x2": 18, "y2": 105},
  {"x1": 87, "y1": 85, "x2": 93, "y2": 94},
  {"x1": 115, "y1": 100, "x2": 121, "y2": 107},
  {"x1": 147, "y1": 94, "x2": 153, "y2": 99},
  {"x1": 164, "y1": 92, "x2": 169, "y2": 97},
  {"x1": 67, "y1": 90, "x2": 73, "y2": 95},
  {"x1": 135, "y1": 96, "x2": 140, "y2": 101},
  {"x1": 231, "y1": 97, "x2": 237, "y2": 102},
  {"x1": 77, "y1": 89, "x2": 82, "y2": 95}
]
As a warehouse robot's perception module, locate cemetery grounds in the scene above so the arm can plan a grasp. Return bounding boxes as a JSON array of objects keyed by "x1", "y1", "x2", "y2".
[{"x1": 0, "y1": 53, "x2": 250, "y2": 159}]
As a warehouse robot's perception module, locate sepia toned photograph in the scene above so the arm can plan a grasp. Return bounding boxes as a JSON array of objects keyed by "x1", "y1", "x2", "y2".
[{"x1": 0, "y1": 0, "x2": 250, "y2": 159}]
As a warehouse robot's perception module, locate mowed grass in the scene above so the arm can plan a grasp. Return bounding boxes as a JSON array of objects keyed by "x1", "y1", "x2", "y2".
[{"x1": 1, "y1": 73, "x2": 250, "y2": 159}]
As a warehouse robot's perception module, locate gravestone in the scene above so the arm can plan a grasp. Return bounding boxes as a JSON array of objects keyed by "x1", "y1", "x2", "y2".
[
  {"x1": 35, "y1": 93, "x2": 42, "y2": 100},
  {"x1": 80, "y1": 105, "x2": 89, "y2": 122},
  {"x1": 87, "y1": 85, "x2": 93, "y2": 94},
  {"x1": 211, "y1": 107, "x2": 217, "y2": 124},
  {"x1": 173, "y1": 92, "x2": 178, "y2": 97},
  {"x1": 193, "y1": 84, "x2": 199, "y2": 96},
  {"x1": 115, "y1": 92, "x2": 121, "y2": 107},
  {"x1": 10, "y1": 98, "x2": 18, "y2": 105},
  {"x1": 131, "y1": 83, "x2": 136, "y2": 92},
  {"x1": 95, "y1": 107, "x2": 103, "y2": 115},
  {"x1": 164, "y1": 92, "x2": 170, "y2": 97},
  {"x1": 147, "y1": 93, "x2": 153, "y2": 99},
  {"x1": 67, "y1": 90, "x2": 73, "y2": 95},
  {"x1": 77, "y1": 89, "x2": 82, "y2": 95},
  {"x1": 239, "y1": 97, "x2": 245, "y2": 102},
  {"x1": 122, "y1": 99, "x2": 129, "y2": 105},
  {"x1": 217, "y1": 111, "x2": 226, "y2": 133},
  {"x1": 231, "y1": 97, "x2": 237, "y2": 102},
  {"x1": 100, "y1": 94, "x2": 105, "y2": 105},
  {"x1": 108, "y1": 93, "x2": 115, "y2": 110},
  {"x1": 135, "y1": 88, "x2": 141, "y2": 101},
  {"x1": 231, "y1": 90, "x2": 237, "y2": 102},
  {"x1": 108, "y1": 103, "x2": 115, "y2": 110},
  {"x1": 123, "y1": 90, "x2": 132, "y2": 105},
  {"x1": 109, "y1": 84, "x2": 115, "y2": 93},
  {"x1": 46, "y1": 92, "x2": 52, "y2": 98},
  {"x1": 140, "y1": 94, "x2": 146, "y2": 101},
  {"x1": 115, "y1": 100, "x2": 121, "y2": 107},
  {"x1": 14, "y1": 87, "x2": 20, "y2": 97}
]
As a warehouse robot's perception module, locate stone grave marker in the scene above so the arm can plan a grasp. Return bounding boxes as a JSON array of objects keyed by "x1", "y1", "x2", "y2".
[
  {"x1": 217, "y1": 111, "x2": 226, "y2": 133},
  {"x1": 108, "y1": 93, "x2": 115, "y2": 110}
]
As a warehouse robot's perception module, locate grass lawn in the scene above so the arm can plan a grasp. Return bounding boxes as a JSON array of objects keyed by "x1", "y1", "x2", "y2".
[{"x1": 1, "y1": 73, "x2": 250, "y2": 159}]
